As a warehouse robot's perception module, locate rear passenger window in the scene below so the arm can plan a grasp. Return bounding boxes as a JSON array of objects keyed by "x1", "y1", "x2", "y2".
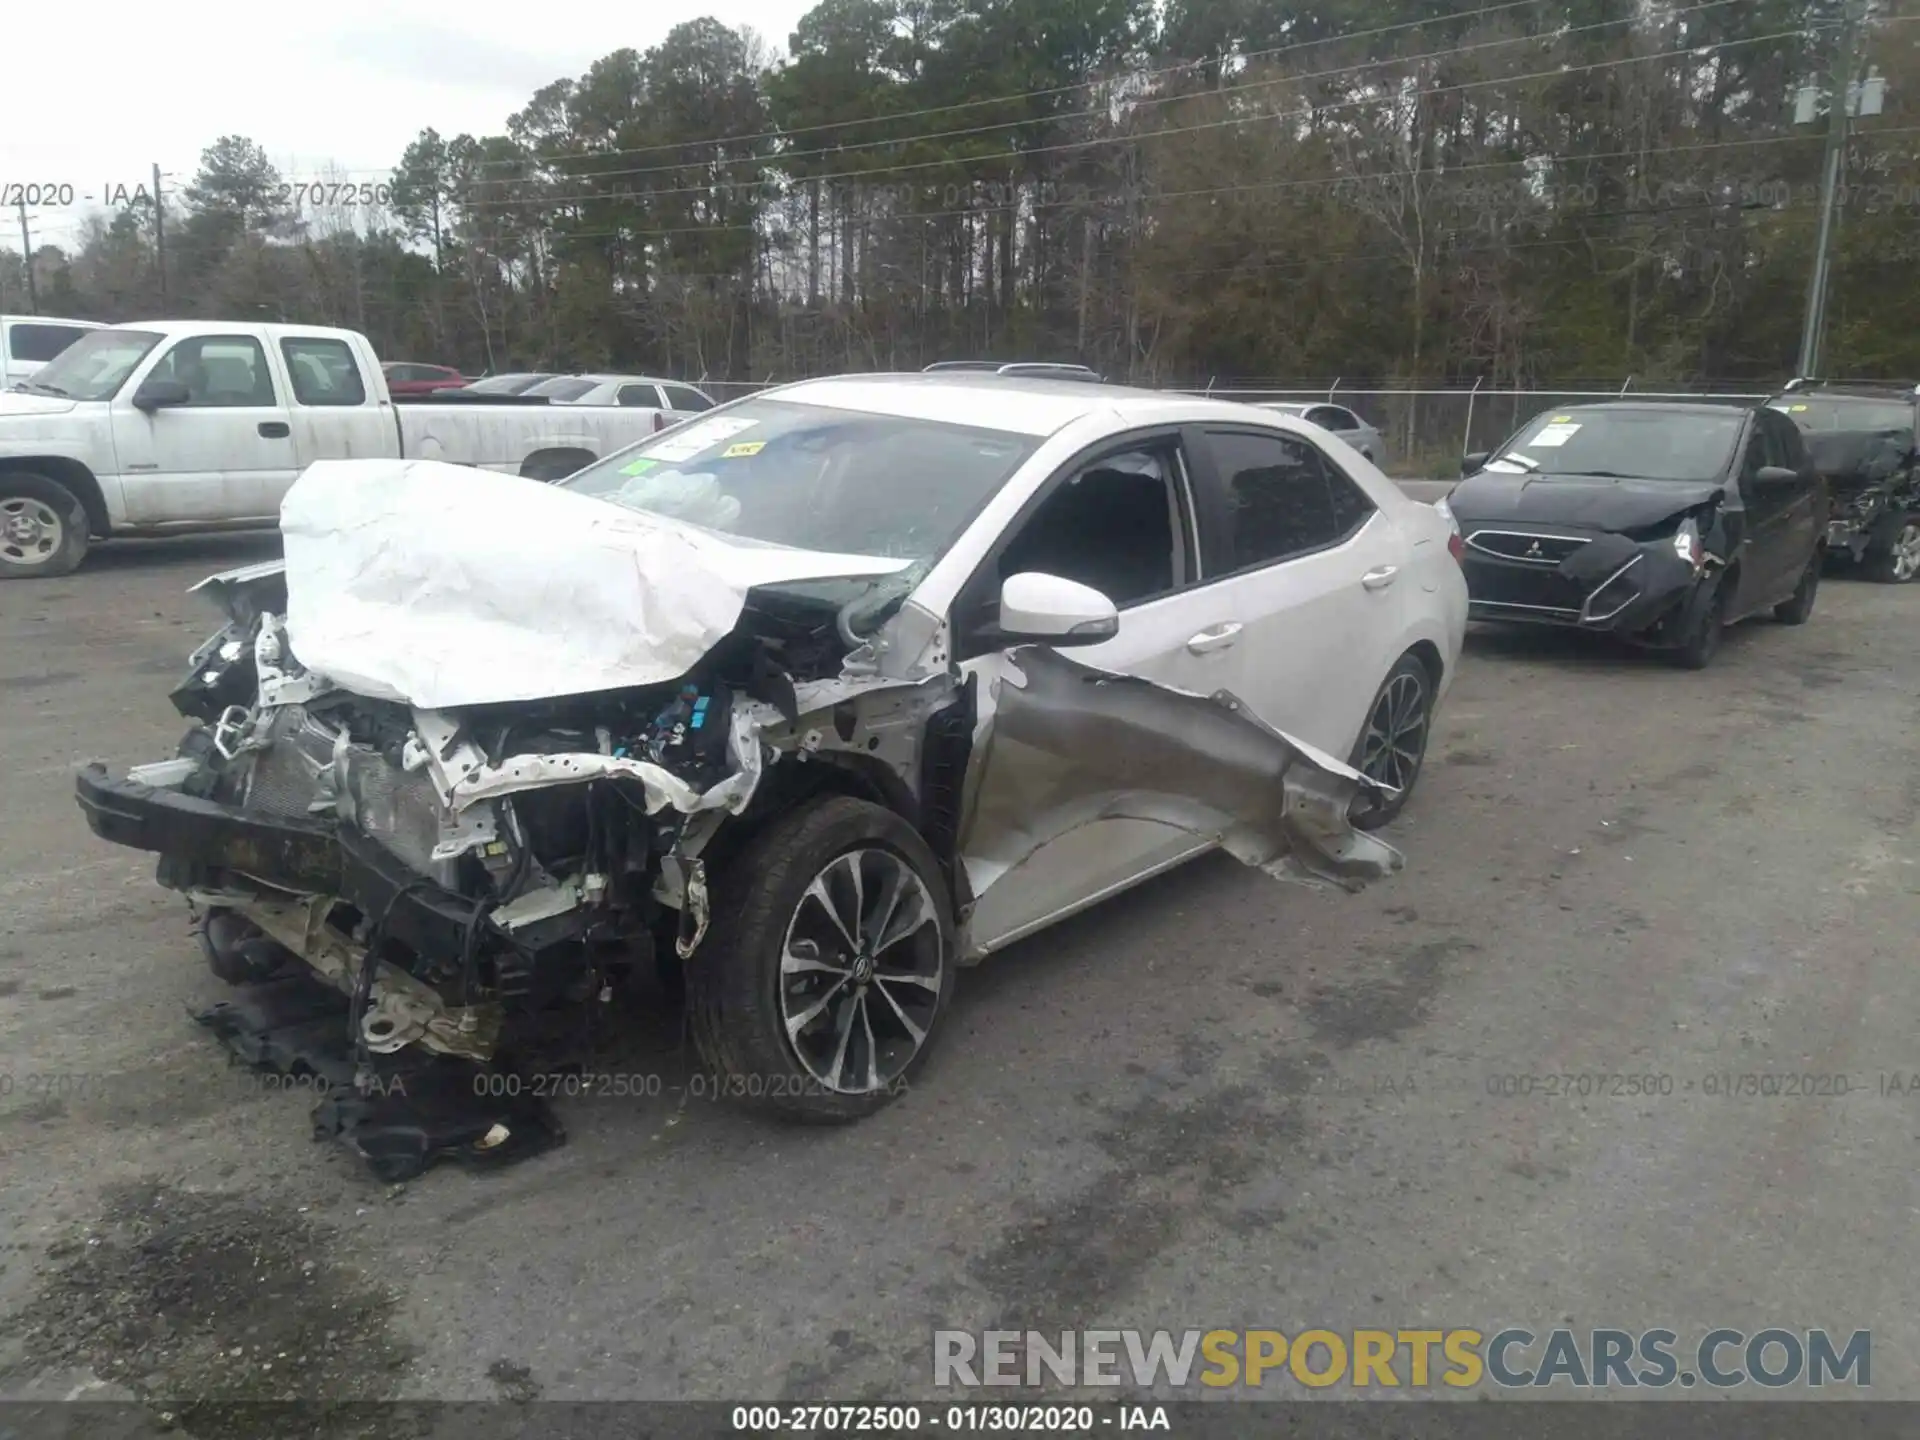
[
  {"x1": 1204, "y1": 431, "x2": 1374, "y2": 570},
  {"x1": 8, "y1": 322, "x2": 91, "y2": 363},
  {"x1": 664, "y1": 384, "x2": 713, "y2": 412},
  {"x1": 282, "y1": 338, "x2": 367, "y2": 406},
  {"x1": 616, "y1": 385, "x2": 661, "y2": 407}
]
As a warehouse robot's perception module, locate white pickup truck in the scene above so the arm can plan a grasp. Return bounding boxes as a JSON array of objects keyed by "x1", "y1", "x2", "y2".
[{"x1": 0, "y1": 320, "x2": 673, "y2": 578}]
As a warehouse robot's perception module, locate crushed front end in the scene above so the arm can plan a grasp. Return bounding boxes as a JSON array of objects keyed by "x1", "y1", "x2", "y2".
[{"x1": 76, "y1": 567, "x2": 802, "y2": 1178}]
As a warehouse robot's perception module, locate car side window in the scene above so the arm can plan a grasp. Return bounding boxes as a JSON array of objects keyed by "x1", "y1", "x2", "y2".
[
  {"x1": 1308, "y1": 405, "x2": 1357, "y2": 432},
  {"x1": 665, "y1": 384, "x2": 714, "y2": 412},
  {"x1": 1202, "y1": 429, "x2": 1373, "y2": 572},
  {"x1": 1763, "y1": 410, "x2": 1807, "y2": 469},
  {"x1": 616, "y1": 384, "x2": 662, "y2": 407},
  {"x1": 955, "y1": 441, "x2": 1192, "y2": 660},
  {"x1": 8, "y1": 322, "x2": 90, "y2": 364},
  {"x1": 281, "y1": 338, "x2": 367, "y2": 406},
  {"x1": 146, "y1": 335, "x2": 277, "y2": 407}
]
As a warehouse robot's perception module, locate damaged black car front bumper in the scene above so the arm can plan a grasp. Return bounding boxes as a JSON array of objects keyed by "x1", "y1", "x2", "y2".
[{"x1": 1460, "y1": 525, "x2": 1711, "y2": 642}]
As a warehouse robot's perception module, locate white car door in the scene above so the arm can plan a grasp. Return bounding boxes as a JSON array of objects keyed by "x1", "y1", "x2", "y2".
[
  {"x1": 1184, "y1": 424, "x2": 1410, "y2": 759},
  {"x1": 276, "y1": 334, "x2": 397, "y2": 503},
  {"x1": 950, "y1": 433, "x2": 1248, "y2": 953},
  {"x1": 110, "y1": 333, "x2": 300, "y2": 523}
]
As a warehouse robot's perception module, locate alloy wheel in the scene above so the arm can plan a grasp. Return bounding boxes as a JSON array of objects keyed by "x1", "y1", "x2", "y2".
[
  {"x1": 778, "y1": 847, "x2": 945, "y2": 1095},
  {"x1": 1892, "y1": 522, "x2": 1920, "y2": 582},
  {"x1": 0, "y1": 496, "x2": 64, "y2": 568},
  {"x1": 1357, "y1": 669, "x2": 1428, "y2": 791}
]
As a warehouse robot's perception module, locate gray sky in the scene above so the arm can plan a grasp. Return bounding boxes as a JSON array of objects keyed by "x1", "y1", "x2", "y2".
[{"x1": 4, "y1": 0, "x2": 812, "y2": 252}]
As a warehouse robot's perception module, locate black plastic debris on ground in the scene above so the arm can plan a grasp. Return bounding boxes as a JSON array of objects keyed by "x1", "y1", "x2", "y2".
[{"x1": 193, "y1": 973, "x2": 564, "y2": 1183}]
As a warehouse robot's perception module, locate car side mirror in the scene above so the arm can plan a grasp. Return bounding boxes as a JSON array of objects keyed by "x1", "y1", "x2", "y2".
[
  {"x1": 1461, "y1": 451, "x2": 1490, "y2": 476},
  {"x1": 132, "y1": 378, "x2": 191, "y2": 412},
  {"x1": 995, "y1": 572, "x2": 1119, "y2": 646},
  {"x1": 1753, "y1": 465, "x2": 1800, "y2": 489}
]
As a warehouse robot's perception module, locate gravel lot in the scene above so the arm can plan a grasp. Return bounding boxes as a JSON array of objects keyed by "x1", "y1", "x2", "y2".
[{"x1": 2, "y1": 518, "x2": 1918, "y2": 1413}]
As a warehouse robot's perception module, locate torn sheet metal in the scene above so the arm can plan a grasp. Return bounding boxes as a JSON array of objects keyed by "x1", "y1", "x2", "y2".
[
  {"x1": 409, "y1": 705, "x2": 766, "y2": 817},
  {"x1": 277, "y1": 458, "x2": 914, "y2": 710},
  {"x1": 958, "y1": 648, "x2": 1403, "y2": 897}
]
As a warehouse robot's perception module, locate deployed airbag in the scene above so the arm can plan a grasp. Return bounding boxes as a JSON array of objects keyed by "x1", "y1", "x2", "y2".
[{"x1": 278, "y1": 459, "x2": 913, "y2": 709}]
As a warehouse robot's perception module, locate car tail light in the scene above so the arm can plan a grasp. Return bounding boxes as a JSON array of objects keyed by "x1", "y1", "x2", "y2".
[
  {"x1": 1448, "y1": 531, "x2": 1466, "y2": 563},
  {"x1": 653, "y1": 411, "x2": 667, "y2": 432}
]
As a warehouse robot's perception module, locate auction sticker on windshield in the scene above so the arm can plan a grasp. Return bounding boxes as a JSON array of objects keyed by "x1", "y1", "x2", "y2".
[
  {"x1": 1530, "y1": 422, "x2": 1581, "y2": 447},
  {"x1": 723, "y1": 440, "x2": 766, "y2": 458},
  {"x1": 647, "y1": 416, "x2": 759, "y2": 462},
  {"x1": 619, "y1": 457, "x2": 659, "y2": 476}
]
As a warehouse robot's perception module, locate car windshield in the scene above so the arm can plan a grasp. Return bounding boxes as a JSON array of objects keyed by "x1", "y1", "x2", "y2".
[
  {"x1": 17, "y1": 329, "x2": 162, "y2": 401},
  {"x1": 1493, "y1": 409, "x2": 1743, "y2": 481},
  {"x1": 560, "y1": 398, "x2": 1039, "y2": 561},
  {"x1": 1769, "y1": 397, "x2": 1913, "y2": 431},
  {"x1": 523, "y1": 377, "x2": 599, "y2": 401}
]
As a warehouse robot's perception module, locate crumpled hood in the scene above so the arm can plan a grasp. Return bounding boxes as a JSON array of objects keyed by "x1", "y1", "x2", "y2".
[
  {"x1": 279, "y1": 458, "x2": 912, "y2": 710},
  {"x1": 1452, "y1": 470, "x2": 1721, "y2": 532},
  {"x1": 0, "y1": 390, "x2": 80, "y2": 419}
]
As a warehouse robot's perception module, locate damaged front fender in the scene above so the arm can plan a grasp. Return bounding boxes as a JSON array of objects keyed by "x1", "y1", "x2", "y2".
[{"x1": 957, "y1": 647, "x2": 1404, "y2": 900}]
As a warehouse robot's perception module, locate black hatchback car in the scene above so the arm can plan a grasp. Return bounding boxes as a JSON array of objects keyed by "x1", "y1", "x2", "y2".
[{"x1": 1442, "y1": 402, "x2": 1828, "y2": 668}]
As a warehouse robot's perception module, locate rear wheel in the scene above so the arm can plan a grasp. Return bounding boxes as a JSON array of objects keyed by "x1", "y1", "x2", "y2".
[
  {"x1": 687, "y1": 795, "x2": 956, "y2": 1123},
  {"x1": 1348, "y1": 653, "x2": 1433, "y2": 830},
  {"x1": 0, "y1": 472, "x2": 89, "y2": 579},
  {"x1": 1862, "y1": 515, "x2": 1920, "y2": 584},
  {"x1": 1773, "y1": 549, "x2": 1822, "y2": 624}
]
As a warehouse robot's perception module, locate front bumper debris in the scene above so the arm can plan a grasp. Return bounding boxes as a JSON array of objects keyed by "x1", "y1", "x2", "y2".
[{"x1": 194, "y1": 971, "x2": 562, "y2": 1183}]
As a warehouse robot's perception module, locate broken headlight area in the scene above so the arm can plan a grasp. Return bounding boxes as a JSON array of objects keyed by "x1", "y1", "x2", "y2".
[{"x1": 1550, "y1": 509, "x2": 1727, "y2": 638}]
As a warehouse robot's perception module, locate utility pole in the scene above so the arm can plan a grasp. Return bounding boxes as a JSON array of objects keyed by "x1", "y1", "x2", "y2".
[
  {"x1": 15, "y1": 198, "x2": 37, "y2": 313},
  {"x1": 153, "y1": 163, "x2": 168, "y2": 302},
  {"x1": 1797, "y1": 0, "x2": 1868, "y2": 378}
]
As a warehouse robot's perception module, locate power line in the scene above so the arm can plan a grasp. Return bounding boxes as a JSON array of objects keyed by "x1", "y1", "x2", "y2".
[
  {"x1": 290, "y1": 0, "x2": 1748, "y2": 192},
  {"x1": 450, "y1": 14, "x2": 1804, "y2": 212},
  {"x1": 306, "y1": 0, "x2": 1564, "y2": 180},
  {"x1": 519, "y1": 123, "x2": 1920, "y2": 243}
]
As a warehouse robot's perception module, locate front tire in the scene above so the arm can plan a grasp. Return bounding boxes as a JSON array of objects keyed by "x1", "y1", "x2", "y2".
[
  {"x1": 1348, "y1": 652, "x2": 1434, "y2": 830},
  {"x1": 1773, "y1": 549, "x2": 1822, "y2": 624},
  {"x1": 0, "y1": 472, "x2": 90, "y2": 579},
  {"x1": 687, "y1": 795, "x2": 956, "y2": 1123},
  {"x1": 1862, "y1": 515, "x2": 1920, "y2": 584},
  {"x1": 1672, "y1": 578, "x2": 1727, "y2": 670}
]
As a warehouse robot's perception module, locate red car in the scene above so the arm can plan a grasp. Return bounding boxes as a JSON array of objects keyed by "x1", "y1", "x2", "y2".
[{"x1": 382, "y1": 362, "x2": 470, "y2": 395}]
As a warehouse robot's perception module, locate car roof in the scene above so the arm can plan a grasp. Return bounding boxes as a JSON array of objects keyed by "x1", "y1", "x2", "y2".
[
  {"x1": 755, "y1": 372, "x2": 1324, "y2": 438},
  {"x1": 1528, "y1": 401, "x2": 1755, "y2": 419}
]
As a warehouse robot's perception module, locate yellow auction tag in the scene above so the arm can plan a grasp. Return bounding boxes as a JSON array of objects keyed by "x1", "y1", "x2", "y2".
[{"x1": 723, "y1": 441, "x2": 765, "y2": 458}]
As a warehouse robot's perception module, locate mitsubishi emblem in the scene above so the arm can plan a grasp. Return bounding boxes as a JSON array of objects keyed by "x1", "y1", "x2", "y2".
[{"x1": 1525, "y1": 540, "x2": 1544, "y2": 558}]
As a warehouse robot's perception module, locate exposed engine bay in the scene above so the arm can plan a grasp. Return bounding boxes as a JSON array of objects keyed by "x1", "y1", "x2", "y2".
[{"x1": 75, "y1": 458, "x2": 1404, "y2": 1178}]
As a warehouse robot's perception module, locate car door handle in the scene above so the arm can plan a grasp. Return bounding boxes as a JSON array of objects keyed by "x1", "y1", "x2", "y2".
[
  {"x1": 1361, "y1": 565, "x2": 1400, "y2": 590},
  {"x1": 258, "y1": 421, "x2": 290, "y2": 438},
  {"x1": 1186, "y1": 622, "x2": 1243, "y2": 655}
]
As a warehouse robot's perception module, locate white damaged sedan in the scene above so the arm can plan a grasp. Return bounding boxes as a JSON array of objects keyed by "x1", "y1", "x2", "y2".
[{"x1": 76, "y1": 373, "x2": 1465, "y2": 1171}]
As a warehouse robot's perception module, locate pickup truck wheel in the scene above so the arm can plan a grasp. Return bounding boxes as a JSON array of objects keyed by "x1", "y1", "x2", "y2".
[
  {"x1": 687, "y1": 795, "x2": 956, "y2": 1124},
  {"x1": 1862, "y1": 516, "x2": 1920, "y2": 584},
  {"x1": 0, "y1": 473, "x2": 89, "y2": 580}
]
